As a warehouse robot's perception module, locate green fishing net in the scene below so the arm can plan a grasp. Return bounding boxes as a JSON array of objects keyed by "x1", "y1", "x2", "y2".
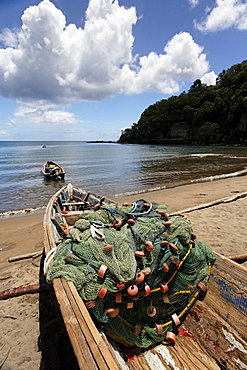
[{"x1": 46, "y1": 199, "x2": 216, "y2": 348}]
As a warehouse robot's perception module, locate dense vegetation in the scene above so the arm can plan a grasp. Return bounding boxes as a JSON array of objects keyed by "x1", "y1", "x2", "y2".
[{"x1": 118, "y1": 60, "x2": 247, "y2": 145}]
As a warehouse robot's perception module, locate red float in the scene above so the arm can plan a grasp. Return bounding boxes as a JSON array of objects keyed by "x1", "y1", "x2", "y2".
[
  {"x1": 169, "y1": 242, "x2": 178, "y2": 252},
  {"x1": 160, "y1": 283, "x2": 168, "y2": 293},
  {"x1": 98, "y1": 287, "x2": 107, "y2": 299},
  {"x1": 145, "y1": 241, "x2": 154, "y2": 251},
  {"x1": 166, "y1": 332, "x2": 176, "y2": 344},
  {"x1": 113, "y1": 219, "x2": 122, "y2": 229},
  {"x1": 115, "y1": 291, "x2": 123, "y2": 303},
  {"x1": 135, "y1": 251, "x2": 145, "y2": 258},
  {"x1": 127, "y1": 285, "x2": 138, "y2": 296},
  {"x1": 136, "y1": 272, "x2": 145, "y2": 284},
  {"x1": 143, "y1": 285, "x2": 151, "y2": 296}
]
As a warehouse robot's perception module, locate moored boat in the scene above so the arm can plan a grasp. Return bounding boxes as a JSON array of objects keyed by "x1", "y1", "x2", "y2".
[
  {"x1": 43, "y1": 183, "x2": 247, "y2": 370},
  {"x1": 41, "y1": 160, "x2": 65, "y2": 180}
]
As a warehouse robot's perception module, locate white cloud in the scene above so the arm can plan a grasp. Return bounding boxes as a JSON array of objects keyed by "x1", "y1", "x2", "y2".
[
  {"x1": 0, "y1": 129, "x2": 8, "y2": 137},
  {"x1": 195, "y1": 0, "x2": 247, "y2": 32},
  {"x1": 188, "y1": 0, "x2": 200, "y2": 9},
  {"x1": 0, "y1": 0, "x2": 214, "y2": 108},
  {"x1": 201, "y1": 71, "x2": 217, "y2": 85},
  {"x1": 127, "y1": 32, "x2": 210, "y2": 94},
  {"x1": 9, "y1": 101, "x2": 81, "y2": 126}
]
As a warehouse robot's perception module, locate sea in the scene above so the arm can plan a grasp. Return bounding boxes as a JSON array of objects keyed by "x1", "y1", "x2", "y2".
[{"x1": 1, "y1": 141, "x2": 247, "y2": 217}]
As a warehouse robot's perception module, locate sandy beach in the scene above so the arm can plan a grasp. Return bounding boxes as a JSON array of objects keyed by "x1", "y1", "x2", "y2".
[{"x1": 0, "y1": 175, "x2": 247, "y2": 369}]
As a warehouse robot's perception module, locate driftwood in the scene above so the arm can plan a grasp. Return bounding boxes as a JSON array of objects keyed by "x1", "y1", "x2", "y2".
[
  {"x1": 176, "y1": 191, "x2": 247, "y2": 214},
  {"x1": 226, "y1": 253, "x2": 247, "y2": 264},
  {"x1": 0, "y1": 283, "x2": 52, "y2": 300},
  {"x1": 0, "y1": 346, "x2": 10, "y2": 369},
  {"x1": 7, "y1": 251, "x2": 42, "y2": 263}
]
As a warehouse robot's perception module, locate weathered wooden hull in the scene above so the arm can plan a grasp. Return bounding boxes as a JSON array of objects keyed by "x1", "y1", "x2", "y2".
[
  {"x1": 43, "y1": 184, "x2": 247, "y2": 370},
  {"x1": 41, "y1": 160, "x2": 65, "y2": 181}
]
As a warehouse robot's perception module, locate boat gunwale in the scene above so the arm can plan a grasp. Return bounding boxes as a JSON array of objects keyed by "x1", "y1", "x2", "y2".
[{"x1": 43, "y1": 184, "x2": 247, "y2": 370}]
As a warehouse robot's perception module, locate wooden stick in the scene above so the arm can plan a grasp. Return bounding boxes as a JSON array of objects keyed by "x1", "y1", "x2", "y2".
[
  {"x1": 226, "y1": 253, "x2": 247, "y2": 264},
  {"x1": 0, "y1": 283, "x2": 52, "y2": 300},
  {"x1": 176, "y1": 191, "x2": 247, "y2": 214},
  {"x1": 7, "y1": 251, "x2": 42, "y2": 263}
]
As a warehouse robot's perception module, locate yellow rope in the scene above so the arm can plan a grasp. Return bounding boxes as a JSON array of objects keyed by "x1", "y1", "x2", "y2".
[
  {"x1": 151, "y1": 242, "x2": 193, "y2": 294},
  {"x1": 112, "y1": 248, "x2": 211, "y2": 338}
]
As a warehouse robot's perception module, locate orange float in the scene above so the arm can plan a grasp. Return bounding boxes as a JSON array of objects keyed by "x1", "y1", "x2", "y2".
[
  {"x1": 157, "y1": 211, "x2": 169, "y2": 220},
  {"x1": 166, "y1": 332, "x2": 176, "y2": 344},
  {"x1": 136, "y1": 272, "x2": 145, "y2": 284},
  {"x1": 160, "y1": 240, "x2": 169, "y2": 247},
  {"x1": 115, "y1": 291, "x2": 123, "y2": 303},
  {"x1": 191, "y1": 232, "x2": 196, "y2": 240},
  {"x1": 143, "y1": 285, "x2": 151, "y2": 296},
  {"x1": 116, "y1": 282, "x2": 125, "y2": 289},
  {"x1": 143, "y1": 203, "x2": 150, "y2": 209},
  {"x1": 163, "y1": 263, "x2": 169, "y2": 272},
  {"x1": 171, "y1": 313, "x2": 181, "y2": 326},
  {"x1": 145, "y1": 241, "x2": 154, "y2": 251},
  {"x1": 127, "y1": 285, "x2": 138, "y2": 296},
  {"x1": 93, "y1": 203, "x2": 101, "y2": 210},
  {"x1": 113, "y1": 219, "x2": 122, "y2": 229},
  {"x1": 163, "y1": 221, "x2": 172, "y2": 227},
  {"x1": 103, "y1": 245, "x2": 113, "y2": 252},
  {"x1": 160, "y1": 283, "x2": 168, "y2": 293},
  {"x1": 169, "y1": 242, "x2": 178, "y2": 252},
  {"x1": 98, "y1": 287, "x2": 107, "y2": 299},
  {"x1": 143, "y1": 267, "x2": 151, "y2": 275},
  {"x1": 155, "y1": 323, "x2": 163, "y2": 335},
  {"x1": 85, "y1": 300, "x2": 96, "y2": 309},
  {"x1": 107, "y1": 307, "x2": 120, "y2": 318},
  {"x1": 127, "y1": 219, "x2": 135, "y2": 226},
  {"x1": 135, "y1": 251, "x2": 145, "y2": 258},
  {"x1": 97, "y1": 264, "x2": 108, "y2": 278}
]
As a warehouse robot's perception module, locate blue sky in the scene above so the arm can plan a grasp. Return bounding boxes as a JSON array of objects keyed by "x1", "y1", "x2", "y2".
[{"x1": 0, "y1": 0, "x2": 246, "y2": 141}]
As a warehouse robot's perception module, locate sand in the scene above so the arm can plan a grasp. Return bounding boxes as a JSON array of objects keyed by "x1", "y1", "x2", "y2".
[{"x1": 0, "y1": 175, "x2": 247, "y2": 369}]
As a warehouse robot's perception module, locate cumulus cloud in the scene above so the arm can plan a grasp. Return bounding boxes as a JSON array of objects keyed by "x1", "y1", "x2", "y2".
[
  {"x1": 9, "y1": 101, "x2": 81, "y2": 126},
  {"x1": 201, "y1": 71, "x2": 218, "y2": 85},
  {"x1": 195, "y1": 0, "x2": 247, "y2": 32},
  {"x1": 127, "y1": 32, "x2": 210, "y2": 94},
  {"x1": 0, "y1": 0, "x2": 214, "y2": 107}
]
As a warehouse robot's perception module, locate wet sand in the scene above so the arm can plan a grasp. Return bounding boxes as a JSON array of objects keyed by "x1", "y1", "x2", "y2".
[{"x1": 0, "y1": 175, "x2": 247, "y2": 369}]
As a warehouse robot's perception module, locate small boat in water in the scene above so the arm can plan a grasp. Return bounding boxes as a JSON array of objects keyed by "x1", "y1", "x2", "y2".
[
  {"x1": 43, "y1": 183, "x2": 247, "y2": 370},
  {"x1": 41, "y1": 160, "x2": 65, "y2": 180}
]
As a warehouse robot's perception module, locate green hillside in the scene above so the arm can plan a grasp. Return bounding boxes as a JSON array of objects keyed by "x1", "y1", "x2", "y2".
[{"x1": 118, "y1": 60, "x2": 247, "y2": 146}]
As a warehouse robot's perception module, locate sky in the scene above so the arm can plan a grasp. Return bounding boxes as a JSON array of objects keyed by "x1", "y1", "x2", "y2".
[{"x1": 0, "y1": 0, "x2": 246, "y2": 141}]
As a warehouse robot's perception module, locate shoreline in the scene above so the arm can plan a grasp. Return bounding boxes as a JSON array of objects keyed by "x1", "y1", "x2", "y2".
[
  {"x1": 1, "y1": 171, "x2": 247, "y2": 219},
  {"x1": 1, "y1": 175, "x2": 247, "y2": 261},
  {"x1": 1, "y1": 175, "x2": 247, "y2": 369}
]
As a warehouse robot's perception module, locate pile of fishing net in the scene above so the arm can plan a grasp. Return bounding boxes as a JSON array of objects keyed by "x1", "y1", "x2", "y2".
[{"x1": 46, "y1": 199, "x2": 216, "y2": 348}]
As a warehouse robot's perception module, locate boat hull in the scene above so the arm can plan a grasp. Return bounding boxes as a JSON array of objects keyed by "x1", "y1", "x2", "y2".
[
  {"x1": 41, "y1": 160, "x2": 65, "y2": 181},
  {"x1": 43, "y1": 184, "x2": 247, "y2": 370}
]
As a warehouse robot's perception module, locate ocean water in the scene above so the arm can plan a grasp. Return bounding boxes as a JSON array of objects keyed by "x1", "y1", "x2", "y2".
[{"x1": 1, "y1": 141, "x2": 247, "y2": 216}]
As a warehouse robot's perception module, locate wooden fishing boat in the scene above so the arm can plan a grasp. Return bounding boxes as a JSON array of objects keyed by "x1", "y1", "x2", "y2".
[
  {"x1": 41, "y1": 160, "x2": 65, "y2": 180},
  {"x1": 43, "y1": 183, "x2": 247, "y2": 370}
]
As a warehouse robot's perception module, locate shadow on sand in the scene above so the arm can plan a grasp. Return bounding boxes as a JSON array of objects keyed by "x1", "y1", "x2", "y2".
[{"x1": 38, "y1": 252, "x2": 80, "y2": 370}]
